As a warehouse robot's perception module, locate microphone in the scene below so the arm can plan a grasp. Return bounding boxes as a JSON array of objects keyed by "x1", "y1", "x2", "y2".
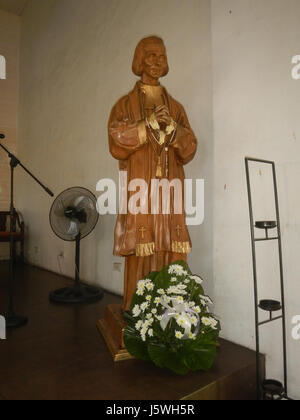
[{"x1": 0, "y1": 134, "x2": 5, "y2": 139}]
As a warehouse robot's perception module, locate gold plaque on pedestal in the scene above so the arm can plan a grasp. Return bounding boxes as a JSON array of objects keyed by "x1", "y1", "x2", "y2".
[{"x1": 97, "y1": 304, "x2": 134, "y2": 362}]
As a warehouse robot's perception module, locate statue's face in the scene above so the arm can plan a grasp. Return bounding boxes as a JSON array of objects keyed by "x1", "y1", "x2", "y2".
[{"x1": 142, "y1": 42, "x2": 168, "y2": 81}]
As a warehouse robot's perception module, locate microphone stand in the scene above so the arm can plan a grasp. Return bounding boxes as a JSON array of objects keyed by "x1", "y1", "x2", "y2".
[{"x1": 0, "y1": 137, "x2": 54, "y2": 328}]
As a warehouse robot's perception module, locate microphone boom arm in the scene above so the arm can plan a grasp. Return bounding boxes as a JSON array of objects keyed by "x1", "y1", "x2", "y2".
[{"x1": 0, "y1": 140, "x2": 54, "y2": 197}]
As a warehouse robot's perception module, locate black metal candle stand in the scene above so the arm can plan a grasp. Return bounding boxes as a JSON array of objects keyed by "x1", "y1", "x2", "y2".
[{"x1": 245, "y1": 157, "x2": 291, "y2": 401}]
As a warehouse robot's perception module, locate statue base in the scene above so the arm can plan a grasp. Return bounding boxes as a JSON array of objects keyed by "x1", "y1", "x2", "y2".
[{"x1": 97, "y1": 304, "x2": 134, "y2": 362}]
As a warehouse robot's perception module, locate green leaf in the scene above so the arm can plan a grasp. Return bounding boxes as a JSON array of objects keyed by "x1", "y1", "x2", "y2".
[
  {"x1": 123, "y1": 311, "x2": 134, "y2": 323},
  {"x1": 181, "y1": 341, "x2": 217, "y2": 371},
  {"x1": 154, "y1": 270, "x2": 170, "y2": 290},
  {"x1": 148, "y1": 343, "x2": 190, "y2": 375},
  {"x1": 123, "y1": 326, "x2": 150, "y2": 361},
  {"x1": 147, "y1": 343, "x2": 168, "y2": 368}
]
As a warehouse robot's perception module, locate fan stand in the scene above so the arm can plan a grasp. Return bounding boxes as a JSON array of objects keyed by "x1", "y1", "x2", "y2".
[{"x1": 49, "y1": 233, "x2": 103, "y2": 304}]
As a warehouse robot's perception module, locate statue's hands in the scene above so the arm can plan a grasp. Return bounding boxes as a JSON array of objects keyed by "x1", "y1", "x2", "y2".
[{"x1": 154, "y1": 105, "x2": 172, "y2": 126}]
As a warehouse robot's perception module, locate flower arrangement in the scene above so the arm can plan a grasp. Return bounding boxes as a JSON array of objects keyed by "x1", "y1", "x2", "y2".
[{"x1": 123, "y1": 261, "x2": 221, "y2": 375}]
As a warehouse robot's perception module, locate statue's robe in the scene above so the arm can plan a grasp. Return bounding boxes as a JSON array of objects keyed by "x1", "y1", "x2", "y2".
[{"x1": 108, "y1": 82, "x2": 197, "y2": 310}]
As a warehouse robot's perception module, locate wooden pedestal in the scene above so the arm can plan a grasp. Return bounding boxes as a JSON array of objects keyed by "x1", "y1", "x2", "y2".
[{"x1": 97, "y1": 303, "x2": 134, "y2": 362}]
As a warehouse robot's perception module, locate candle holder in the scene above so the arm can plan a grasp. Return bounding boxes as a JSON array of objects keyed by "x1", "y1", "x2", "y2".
[
  {"x1": 259, "y1": 299, "x2": 281, "y2": 312},
  {"x1": 262, "y1": 379, "x2": 284, "y2": 400},
  {"x1": 255, "y1": 221, "x2": 277, "y2": 239}
]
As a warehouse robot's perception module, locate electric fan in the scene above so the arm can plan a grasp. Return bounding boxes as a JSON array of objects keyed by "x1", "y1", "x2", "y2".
[{"x1": 49, "y1": 187, "x2": 103, "y2": 304}]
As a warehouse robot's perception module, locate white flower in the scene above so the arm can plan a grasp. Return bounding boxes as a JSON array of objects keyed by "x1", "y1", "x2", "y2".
[
  {"x1": 201, "y1": 300, "x2": 209, "y2": 311},
  {"x1": 167, "y1": 286, "x2": 175, "y2": 294},
  {"x1": 148, "y1": 329, "x2": 154, "y2": 337},
  {"x1": 156, "y1": 315, "x2": 163, "y2": 321},
  {"x1": 194, "y1": 306, "x2": 201, "y2": 314},
  {"x1": 145, "y1": 282, "x2": 154, "y2": 291},
  {"x1": 141, "y1": 334, "x2": 146, "y2": 342},
  {"x1": 132, "y1": 305, "x2": 141, "y2": 317},
  {"x1": 202, "y1": 317, "x2": 211, "y2": 327},
  {"x1": 175, "y1": 331, "x2": 184, "y2": 339},
  {"x1": 171, "y1": 277, "x2": 177, "y2": 282},
  {"x1": 146, "y1": 295, "x2": 152, "y2": 301},
  {"x1": 201, "y1": 316, "x2": 217, "y2": 329},
  {"x1": 136, "y1": 288, "x2": 144, "y2": 296},
  {"x1": 208, "y1": 317, "x2": 218, "y2": 330},
  {"x1": 189, "y1": 332, "x2": 196, "y2": 340},
  {"x1": 168, "y1": 265, "x2": 176, "y2": 274},
  {"x1": 151, "y1": 308, "x2": 157, "y2": 314},
  {"x1": 144, "y1": 317, "x2": 154, "y2": 326},
  {"x1": 143, "y1": 320, "x2": 151, "y2": 328},
  {"x1": 168, "y1": 264, "x2": 185, "y2": 276},
  {"x1": 177, "y1": 284, "x2": 187, "y2": 289},
  {"x1": 141, "y1": 326, "x2": 148, "y2": 335},
  {"x1": 167, "y1": 286, "x2": 187, "y2": 295},
  {"x1": 173, "y1": 265, "x2": 185, "y2": 276},
  {"x1": 188, "y1": 301, "x2": 195, "y2": 307},
  {"x1": 157, "y1": 289, "x2": 165, "y2": 295},
  {"x1": 154, "y1": 297, "x2": 161, "y2": 306},
  {"x1": 184, "y1": 279, "x2": 190, "y2": 284},
  {"x1": 190, "y1": 316, "x2": 198, "y2": 326},
  {"x1": 190, "y1": 275, "x2": 203, "y2": 285},
  {"x1": 182, "y1": 270, "x2": 188, "y2": 276},
  {"x1": 137, "y1": 279, "x2": 146, "y2": 288},
  {"x1": 201, "y1": 295, "x2": 213, "y2": 305},
  {"x1": 176, "y1": 296, "x2": 184, "y2": 304},
  {"x1": 176, "y1": 315, "x2": 187, "y2": 327},
  {"x1": 135, "y1": 320, "x2": 143, "y2": 330},
  {"x1": 140, "y1": 302, "x2": 149, "y2": 311}
]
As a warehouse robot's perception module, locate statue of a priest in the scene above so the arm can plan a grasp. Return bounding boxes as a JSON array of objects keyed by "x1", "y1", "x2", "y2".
[{"x1": 108, "y1": 36, "x2": 197, "y2": 311}]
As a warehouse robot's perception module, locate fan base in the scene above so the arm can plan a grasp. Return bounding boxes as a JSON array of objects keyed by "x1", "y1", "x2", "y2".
[
  {"x1": 49, "y1": 285, "x2": 103, "y2": 304},
  {"x1": 5, "y1": 313, "x2": 28, "y2": 329}
]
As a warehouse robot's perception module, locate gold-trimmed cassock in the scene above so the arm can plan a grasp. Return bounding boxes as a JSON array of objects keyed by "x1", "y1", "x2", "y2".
[{"x1": 108, "y1": 82, "x2": 197, "y2": 311}]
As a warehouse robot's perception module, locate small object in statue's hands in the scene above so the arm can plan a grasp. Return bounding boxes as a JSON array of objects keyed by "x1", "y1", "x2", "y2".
[{"x1": 149, "y1": 113, "x2": 160, "y2": 130}]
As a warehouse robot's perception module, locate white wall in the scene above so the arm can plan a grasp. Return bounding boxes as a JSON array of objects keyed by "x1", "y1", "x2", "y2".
[
  {"x1": 17, "y1": 0, "x2": 214, "y2": 297},
  {"x1": 212, "y1": 0, "x2": 300, "y2": 399}
]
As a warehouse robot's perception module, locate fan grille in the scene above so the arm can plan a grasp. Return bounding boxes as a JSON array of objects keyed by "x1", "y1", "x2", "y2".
[{"x1": 50, "y1": 187, "x2": 99, "y2": 241}]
